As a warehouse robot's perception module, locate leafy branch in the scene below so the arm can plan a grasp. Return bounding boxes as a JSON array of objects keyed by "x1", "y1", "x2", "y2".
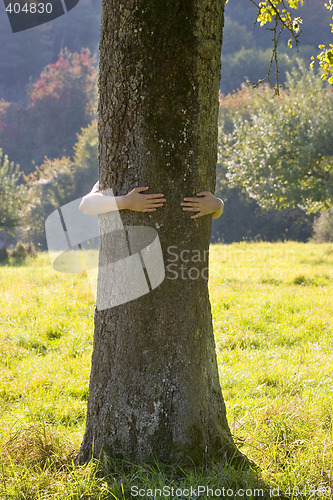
[
  {"x1": 247, "y1": 0, "x2": 302, "y2": 93},
  {"x1": 226, "y1": 0, "x2": 333, "y2": 92}
]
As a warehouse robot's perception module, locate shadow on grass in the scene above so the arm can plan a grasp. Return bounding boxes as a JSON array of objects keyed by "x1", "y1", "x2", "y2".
[
  {"x1": 87, "y1": 454, "x2": 276, "y2": 500},
  {"x1": 0, "y1": 423, "x2": 281, "y2": 499}
]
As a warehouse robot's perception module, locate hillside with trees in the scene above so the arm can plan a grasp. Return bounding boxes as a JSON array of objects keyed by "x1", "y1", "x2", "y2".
[
  {"x1": 0, "y1": 0, "x2": 101, "y2": 103},
  {"x1": 0, "y1": 0, "x2": 332, "y2": 251}
]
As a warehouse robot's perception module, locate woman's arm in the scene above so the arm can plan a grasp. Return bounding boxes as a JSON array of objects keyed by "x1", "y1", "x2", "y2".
[
  {"x1": 79, "y1": 183, "x2": 166, "y2": 215},
  {"x1": 181, "y1": 191, "x2": 224, "y2": 219}
]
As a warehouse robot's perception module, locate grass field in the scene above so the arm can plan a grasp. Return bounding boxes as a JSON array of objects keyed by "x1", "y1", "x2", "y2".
[{"x1": 0, "y1": 242, "x2": 332, "y2": 499}]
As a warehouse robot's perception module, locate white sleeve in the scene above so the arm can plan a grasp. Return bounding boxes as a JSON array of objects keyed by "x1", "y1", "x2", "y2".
[
  {"x1": 91, "y1": 181, "x2": 100, "y2": 193},
  {"x1": 79, "y1": 181, "x2": 119, "y2": 215}
]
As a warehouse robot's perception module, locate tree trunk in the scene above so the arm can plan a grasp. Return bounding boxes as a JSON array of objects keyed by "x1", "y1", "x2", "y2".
[
  {"x1": 0, "y1": 230, "x2": 8, "y2": 261},
  {"x1": 79, "y1": 0, "x2": 247, "y2": 466}
]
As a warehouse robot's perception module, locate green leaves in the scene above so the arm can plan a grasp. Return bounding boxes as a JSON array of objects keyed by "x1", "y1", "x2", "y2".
[
  {"x1": 255, "y1": 0, "x2": 304, "y2": 31},
  {"x1": 325, "y1": 50, "x2": 333, "y2": 64},
  {"x1": 219, "y1": 63, "x2": 333, "y2": 213}
]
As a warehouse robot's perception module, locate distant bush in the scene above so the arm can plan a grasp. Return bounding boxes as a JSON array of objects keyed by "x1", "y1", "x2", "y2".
[
  {"x1": 0, "y1": 148, "x2": 23, "y2": 254},
  {"x1": 211, "y1": 187, "x2": 314, "y2": 243},
  {"x1": 21, "y1": 156, "x2": 76, "y2": 249},
  {"x1": 20, "y1": 120, "x2": 98, "y2": 249},
  {"x1": 311, "y1": 208, "x2": 333, "y2": 242},
  {"x1": 9, "y1": 241, "x2": 36, "y2": 260},
  {"x1": 0, "y1": 245, "x2": 8, "y2": 261}
]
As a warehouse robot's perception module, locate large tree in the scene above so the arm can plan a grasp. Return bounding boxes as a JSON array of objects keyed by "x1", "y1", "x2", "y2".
[
  {"x1": 78, "y1": 0, "x2": 332, "y2": 466},
  {"x1": 78, "y1": 0, "x2": 249, "y2": 466}
]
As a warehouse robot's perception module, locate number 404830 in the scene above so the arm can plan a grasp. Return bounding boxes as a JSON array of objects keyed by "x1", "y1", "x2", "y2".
[{"x1": 5, "y1": 3, "x2": 53, "y2": 14}]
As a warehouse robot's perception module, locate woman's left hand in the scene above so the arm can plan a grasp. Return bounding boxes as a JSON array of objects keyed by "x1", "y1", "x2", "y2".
[{"x1": 181, "y1": 191, "x2": 224, "y2": 219}]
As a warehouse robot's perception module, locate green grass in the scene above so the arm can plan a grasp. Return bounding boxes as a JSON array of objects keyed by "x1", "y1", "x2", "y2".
[{"x1": 0, "y1": 242, "x2": 332, "y2": 499}]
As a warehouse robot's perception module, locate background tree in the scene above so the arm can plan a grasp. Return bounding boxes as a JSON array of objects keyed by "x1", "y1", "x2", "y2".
[
  {"x1": 0, "y1": 99, "x2": 29, "y2": 170},
  {"x1": 0, "y1": 149, "x2": 23, "y2": 259},
  {"x1": 311, "y1": 208, "x2": 333, "y2": 243},
  {"x1": 0, "y1": 0, "x2": 101, "y2": 103},
  {"x1": 28, "y1": 49, "x2": 97, "y2": 168},
  {"x1": 72, "y1": 119, "x2": 99, "y2": 198},
  {"x1": 0, "y1": 50, "x2": 97, "y2": 175},
  {"x1": 221, "y1": 63, "x2": 333, "y2": 213},
  {"x1": 213, "y1": 77, "x2": 314, "y2": 243},
  {"x1": 211, "y1": 187, "x2": 314, "y2": 243}
]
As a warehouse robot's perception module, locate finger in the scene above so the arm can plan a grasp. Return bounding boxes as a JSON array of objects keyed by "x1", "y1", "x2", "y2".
[
  {"x1": 143, "y1": 208, "x2": 156, "y2": 212},
  {"x1": 145, "y1": 196, "x2": 166, "y2": 201},
  {"x1": 183, "y1": 197, "x2": 199, "y2": 202},
  {"x1": 191, "y1": 212, "x2": 204, "y2": 219},
  {"x1": 147, "y1": 203, "x2": 165, "y2": 208},
  {"x1": 181, "y1": 201, "x2": 200, "y2": 206},
  {"x1": 182, "y1": 207, "x2": 200, "y2": 212},
  {"x1": 181, "y1": 203, "x2": 200, "y2": 208},
  {"x1": 145, "y1": 193, "x2": 165, "y2": 199},
  {"x1": 196, "y1": 191, "x2": 209, "y2": 197},
  {"x1": 135, "y1": 186, "x2": 149, "y2": 192}
]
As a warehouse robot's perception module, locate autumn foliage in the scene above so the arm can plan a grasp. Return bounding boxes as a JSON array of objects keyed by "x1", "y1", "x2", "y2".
[{"x1": 0, "y1": 49, "x2": 97, "y2": 174}]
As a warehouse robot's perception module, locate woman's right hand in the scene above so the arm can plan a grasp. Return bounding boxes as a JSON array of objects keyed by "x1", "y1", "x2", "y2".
[{"x1": 124, "y1": 187, "x2": 166, "y2": 212}]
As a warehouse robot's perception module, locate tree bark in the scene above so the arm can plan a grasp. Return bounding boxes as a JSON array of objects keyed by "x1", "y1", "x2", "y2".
[{"x1": 79, "y1": 0, "x2": 247, "y2": 466}]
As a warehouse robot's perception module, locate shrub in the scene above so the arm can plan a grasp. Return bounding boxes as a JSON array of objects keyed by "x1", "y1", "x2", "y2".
[{"x1": 311, "y1": 207, "x2": 333, "y2": 242}]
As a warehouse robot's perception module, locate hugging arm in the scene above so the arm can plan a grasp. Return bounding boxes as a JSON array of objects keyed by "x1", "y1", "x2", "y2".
[
  {"x1": 79, "y1": 182, "x2": 166, "y2": 215},
  {"x1": 79, "y1": 182, "x2": 223, "y2": 220}
]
